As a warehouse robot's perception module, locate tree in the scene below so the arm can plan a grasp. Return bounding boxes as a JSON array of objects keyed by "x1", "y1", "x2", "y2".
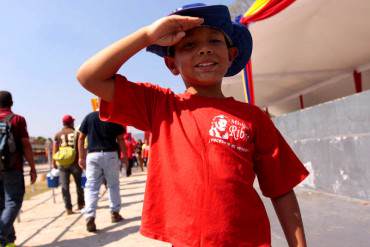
[{"x1": 228, "y1": 0, "x2": 255, "y2": 21}]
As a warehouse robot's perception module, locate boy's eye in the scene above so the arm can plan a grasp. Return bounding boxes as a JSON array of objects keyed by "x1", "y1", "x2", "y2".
[
  {"x1": 210, "y1": 39, "x2": 223, "y2": 44},
  {"x1": 182, "y1": 42, "x2": 195, "y2": 49}
]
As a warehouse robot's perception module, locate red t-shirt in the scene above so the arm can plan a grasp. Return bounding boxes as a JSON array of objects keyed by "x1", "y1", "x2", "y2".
[
  {"x1": 0, "y1": 108, "x2": 29, "y2": 172},
  {"x1": 100, "y1": 75, "x2": 309, "y2": 247}
]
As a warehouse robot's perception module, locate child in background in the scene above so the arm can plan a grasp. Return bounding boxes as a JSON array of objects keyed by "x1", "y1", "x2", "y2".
[
  {"x1": 141, "y1": 139, "x2": 149, "y2": 167},
  {"x1": 77, "y1": 3, "x2": 308, "y2": 246}
]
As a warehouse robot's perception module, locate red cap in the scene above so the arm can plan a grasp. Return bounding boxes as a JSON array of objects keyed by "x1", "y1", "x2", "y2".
[{"x1": 62, "y1": 115, "x2": 75, "y2": 125}]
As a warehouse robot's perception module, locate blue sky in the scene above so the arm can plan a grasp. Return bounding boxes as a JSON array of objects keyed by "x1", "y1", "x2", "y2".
[{"x1": 0, "y1": 0, "x2": 235, "y2": 138}]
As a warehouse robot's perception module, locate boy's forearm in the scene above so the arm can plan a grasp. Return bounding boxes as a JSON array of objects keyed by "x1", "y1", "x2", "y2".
[
  {"x1": 77, "y1": 27, "x2": 151, "y2": 99},
  {"x1": 271, "y1": 190, "x2": 307, "y2": 247}
]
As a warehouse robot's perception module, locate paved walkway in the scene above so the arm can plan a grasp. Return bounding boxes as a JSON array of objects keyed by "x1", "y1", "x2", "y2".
[{"x1": 14, "y1": 168, "x2": 370, "y2": 247}]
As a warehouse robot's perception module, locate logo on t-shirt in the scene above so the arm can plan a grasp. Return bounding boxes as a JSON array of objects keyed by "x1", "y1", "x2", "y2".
[{"x1": 208, "y1": 114, "x2": 250, "y2": 152}]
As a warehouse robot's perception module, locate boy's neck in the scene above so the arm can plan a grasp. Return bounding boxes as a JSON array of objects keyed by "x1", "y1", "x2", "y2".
[{"x1": 185, "y1": 84, "x2": 225, "y2": 98}]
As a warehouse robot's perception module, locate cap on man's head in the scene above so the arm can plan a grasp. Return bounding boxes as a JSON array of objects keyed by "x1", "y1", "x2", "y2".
[
  {"x1": 146, "y1": 3, "x2": 253, "y2": 77},
  {"x1": 62, "y1": 115, "x2": 75, "y2": 125}
]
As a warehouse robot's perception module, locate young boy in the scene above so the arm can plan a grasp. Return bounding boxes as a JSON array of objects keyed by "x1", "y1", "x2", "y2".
[{"x1": 77, "y1": 3, "x2": 309, "y2": 247}]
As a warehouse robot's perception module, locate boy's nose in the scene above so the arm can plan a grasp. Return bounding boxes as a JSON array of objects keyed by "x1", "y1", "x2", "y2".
[{"x1": 198, "y1": 45, "x2": 213, "y2": 55}]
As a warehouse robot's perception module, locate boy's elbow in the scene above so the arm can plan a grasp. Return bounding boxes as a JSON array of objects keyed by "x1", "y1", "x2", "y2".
[
  {"x1": 76, "y1": 65, "x2": 115, "y2": 101},
  {"x1": 76, "y1": 66, "x2": 91, "y2": 89}
]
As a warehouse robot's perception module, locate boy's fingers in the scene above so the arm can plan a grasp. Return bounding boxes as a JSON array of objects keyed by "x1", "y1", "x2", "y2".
[
  {"x1": 172, "y1": 31, "x2": 186, "y2": 43},
  {"x1": 171, "y1": 15, "x2": 204, "y2": 31}
]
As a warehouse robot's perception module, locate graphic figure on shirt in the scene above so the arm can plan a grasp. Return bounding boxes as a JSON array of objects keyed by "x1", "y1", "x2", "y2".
[
  {"x1": 209, "y1": 114, "x2": 251, "y2": 153},
  {"x1": 209, "y1": 115, "x2": 229, "y2": 140}
]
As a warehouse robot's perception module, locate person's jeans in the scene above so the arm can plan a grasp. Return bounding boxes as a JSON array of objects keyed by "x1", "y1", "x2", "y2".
[
  {"x1": 0, "y1": 170, "x2": 25, "y2": 245},
  {"x1": 84, "y1": 152, "x2": 121, "y2": 219},
  {"x1": 59, "y1": 164, "x2": 85, "y2": 210}
]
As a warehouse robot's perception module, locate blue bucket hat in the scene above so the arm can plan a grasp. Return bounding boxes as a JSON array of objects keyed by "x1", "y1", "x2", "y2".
[{"x1": 146, "y1": 3, "x2": 253, "y2": 77}]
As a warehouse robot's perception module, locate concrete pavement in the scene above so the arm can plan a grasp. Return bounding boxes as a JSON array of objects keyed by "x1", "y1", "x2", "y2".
[{"x1": 14, "y1": 168, "x2": 370, "y2": 246}]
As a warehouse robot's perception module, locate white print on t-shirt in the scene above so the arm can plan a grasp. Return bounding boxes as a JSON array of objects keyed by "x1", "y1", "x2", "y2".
[
  {"x1": 208, "y1": 114, "x2": 250, "y2": 153},
  {"x1": 209, "y1": 115, "x2": 229, "y2": 139}
]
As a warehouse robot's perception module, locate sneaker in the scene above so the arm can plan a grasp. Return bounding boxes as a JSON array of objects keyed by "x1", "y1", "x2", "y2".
[
  {"x1": 66, "y1": 209, "x2": 74, "y2": 215},
  {"x1": 86, "y1": 217, "x2": 96, "y2": 232},
  {"x1": 5, "y1": 243, "x2": 16, "y2": 247},
  {"x1": 111, "y1": 212, "x2": 124, "y2": 223}
]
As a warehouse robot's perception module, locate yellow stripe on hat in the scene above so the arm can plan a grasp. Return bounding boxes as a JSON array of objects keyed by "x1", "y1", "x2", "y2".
[{"x1": 244, "y1": 0, "x2": 270, "y2": 17}]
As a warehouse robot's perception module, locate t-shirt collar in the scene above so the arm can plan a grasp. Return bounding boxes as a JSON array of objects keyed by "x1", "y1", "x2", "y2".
[{"x1": 0, "y1": 107, "x2": 12, "y2": 114}]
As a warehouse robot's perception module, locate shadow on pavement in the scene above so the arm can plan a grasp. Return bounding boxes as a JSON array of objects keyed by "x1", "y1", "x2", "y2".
[
  {"x1": 97, "y1": 200, "x2": 144, "y2": 210},
  {"x1": 18, "y1": 210, "x2": 66, "y2": 246},
  {"x1": 124, "y1": 180, "x2": 146, "y2": 186},
  {"x1": 122, "y1": 192, "x2": 145, "y2": 197},
  {"x1": 37, "y1": 216, "x2": 142, "y2": 247}
]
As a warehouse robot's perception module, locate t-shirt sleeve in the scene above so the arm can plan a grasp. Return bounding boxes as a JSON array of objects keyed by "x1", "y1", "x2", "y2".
[
  {"x1": 253, "y1": 110, "x2": 309, "y2": 198},
  {"x1": 100, "y1": 74, "x2": 161, "y2": 131},
  {"x1": 79, "y1": 116, "x2": 89, "y2": 135}
]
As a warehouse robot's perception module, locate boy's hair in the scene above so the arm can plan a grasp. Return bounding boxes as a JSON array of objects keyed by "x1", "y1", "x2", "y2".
[{"x1": 0, "y1": 91, "x2": 13, "y2": 108}]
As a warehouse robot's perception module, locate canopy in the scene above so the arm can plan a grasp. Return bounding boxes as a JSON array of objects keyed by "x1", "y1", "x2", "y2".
[{"x1": 223, "y1": 0, "x2": 370, "y2": 115}]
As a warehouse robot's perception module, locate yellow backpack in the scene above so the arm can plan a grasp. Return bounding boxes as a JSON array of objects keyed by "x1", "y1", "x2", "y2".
[
  {"x1": 53, "y1": 146, "x2": 76, "y2": 168},
  {"x1": 53, "y1": 131, "x2": 77, "y2": 168}
]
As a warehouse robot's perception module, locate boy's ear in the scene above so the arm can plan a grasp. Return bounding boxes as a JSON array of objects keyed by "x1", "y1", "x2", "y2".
[
  {"x1": 228, "y1": 47, "x2": 239, "y2": 63},
  {"x1": 164, "y1": 56, "x2": 180, "y2": 75}
]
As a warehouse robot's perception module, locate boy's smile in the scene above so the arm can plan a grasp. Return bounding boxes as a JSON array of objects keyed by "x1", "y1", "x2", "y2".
[{"x1": 165, "y1": 27, "x2": 238, "y2": 88}]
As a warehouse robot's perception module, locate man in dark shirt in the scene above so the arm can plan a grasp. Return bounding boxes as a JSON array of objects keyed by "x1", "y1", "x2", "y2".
[
  {"x1": 78, "y1": 111, "x2": 127, "y2": 232},
  {"x1": 0, "y1": 91, "x2": 37, "y2": 246},
  {"x1": 53, "y1": 115, "x2": 84, "y2": 215}
]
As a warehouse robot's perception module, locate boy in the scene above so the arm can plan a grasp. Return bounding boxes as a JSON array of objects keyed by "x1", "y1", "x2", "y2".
[{"x1": 77, "y1": 3, "x2": 308, "y2": 247}]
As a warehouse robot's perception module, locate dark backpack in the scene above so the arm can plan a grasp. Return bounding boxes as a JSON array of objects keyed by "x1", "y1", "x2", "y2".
[{"x1": 0, "y1": 114, "x2": 17, "y2": 171}]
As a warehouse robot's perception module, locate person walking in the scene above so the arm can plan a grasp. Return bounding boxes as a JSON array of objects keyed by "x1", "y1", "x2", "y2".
[
  {"x1": 134, "y1": 139, "x2": 144, "y2": 172},
  {"x1": 124, "y1": 133, "x2": 137, "y2": 177},
  {"x1": 78, "y1": 111, "x2": 127, "y2": 232},
  {"x1": 141, "y1": 139, "x2": 150, "y2": 167},
  {"x1": 0, "y1": 91, "x2": 37, "y2": 247},
  {"x1": 53, "y1": 115, "x2": 85, "y2": 215}
]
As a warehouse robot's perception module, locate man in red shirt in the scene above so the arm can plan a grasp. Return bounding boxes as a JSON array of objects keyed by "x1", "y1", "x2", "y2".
[
  {"x1": 0, "y1": 91, "x2": 37, "y2": 246},
  {"x1": 123, "y1": 133, "x2": 137, "y2": 177}
]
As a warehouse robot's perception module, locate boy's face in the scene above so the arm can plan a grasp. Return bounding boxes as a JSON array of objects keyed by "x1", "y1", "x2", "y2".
[{"x1": 165, "y1": 27, "x2": 238, "y2": 87}]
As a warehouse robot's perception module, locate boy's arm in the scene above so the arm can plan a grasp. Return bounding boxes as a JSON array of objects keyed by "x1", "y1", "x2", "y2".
[
  {"x1": 76, "y1": 15, "x2": 203, "y2": 101},
  {"x1": 271, "y1": 190, "x2": 307, "y2": 247}
]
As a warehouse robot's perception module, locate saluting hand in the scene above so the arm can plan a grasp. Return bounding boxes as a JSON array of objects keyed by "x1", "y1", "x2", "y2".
[{"x1": 146, "y1": 15, "x2": 204, "y2": 47}]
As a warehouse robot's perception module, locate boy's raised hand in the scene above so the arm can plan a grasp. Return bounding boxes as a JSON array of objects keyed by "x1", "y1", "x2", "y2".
[{"x1": 146, "y1": 15, "x2": 204, "y2": 47}]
